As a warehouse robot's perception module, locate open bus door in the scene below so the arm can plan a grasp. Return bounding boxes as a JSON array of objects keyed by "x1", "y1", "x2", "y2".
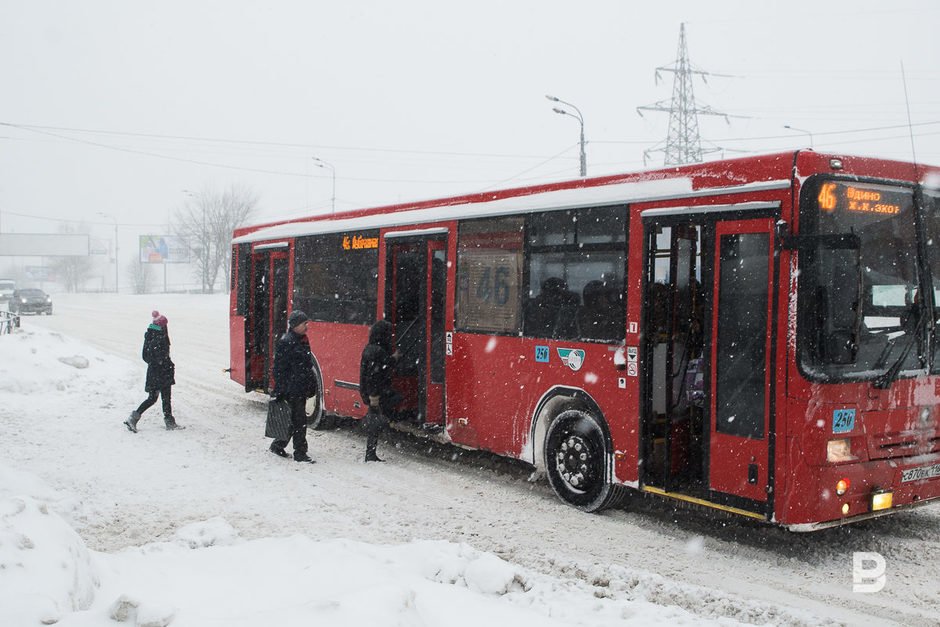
[
  {"x1": 707, "y1": 219, "x2": 775, "y2": 510},
  {"x1": 245, "y1": 245, "x2": 290, "y2": 392},
  {"x1": 642, "y1": 213, "x2": 775, "y2": 516},
  {"x1": 384, "y1": 234, "x2": 447, "y2": 427}
]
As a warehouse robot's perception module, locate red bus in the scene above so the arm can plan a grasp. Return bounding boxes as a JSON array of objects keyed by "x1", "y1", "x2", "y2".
[{"x1": 230, "y1": 151, "x2": 940, "y2": 530}]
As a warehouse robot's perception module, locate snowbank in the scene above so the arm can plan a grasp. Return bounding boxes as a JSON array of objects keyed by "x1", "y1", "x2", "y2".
[
  {"x1": 7, "y1": 299, "x2": 926, "y2": 626},
  {"x1": 0, "y1": 466, "x2": 98, "y2": 625},
  {"x1": 0, "y1": 326, "x2": 124, "y2": 396},
  {"x1": 0, "y1": 461, "x2": 726, "y2": 627},
  {"x1": 0, "y1": 322, "x2": 750, "y2": 626}
]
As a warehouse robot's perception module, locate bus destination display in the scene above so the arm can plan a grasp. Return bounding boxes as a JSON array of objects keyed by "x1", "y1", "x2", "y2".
[{"x1": 817, "y1": 181, "x2": 906, "y2": 216}]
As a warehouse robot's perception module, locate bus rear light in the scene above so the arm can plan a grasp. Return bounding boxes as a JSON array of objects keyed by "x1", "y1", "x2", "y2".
[
  {"x1": 827, "y1": 438, "x2": 857, "y2": 463},
  {"x1": 836, "y1": 479, "x2": 850, "y2": 495},
  {"x1": 871, "y1": 490, "x2": 893, "y2": 511}
]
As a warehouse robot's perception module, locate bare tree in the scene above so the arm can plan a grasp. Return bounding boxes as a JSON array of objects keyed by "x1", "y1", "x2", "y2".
[
  {"x1": 128, "y1": 258, "x2": 153, "y2": 294},
  {"x1": 50, "y1": 255, "x2": 93, "y2": 292},
  {"x1": 175, "y1": 184, "x2": 257, "y2": 293},
  {"x1": 49, "y1": 222, "x2": 94, "y2": 292}
]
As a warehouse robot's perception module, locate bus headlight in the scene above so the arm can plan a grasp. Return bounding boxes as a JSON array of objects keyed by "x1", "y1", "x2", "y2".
[
  {"x1": 827, "y1": 438, "x2": 856, "y2": 463},
  {"x1": 871, "y1": 490, "x2": 893, "y2": 511}
]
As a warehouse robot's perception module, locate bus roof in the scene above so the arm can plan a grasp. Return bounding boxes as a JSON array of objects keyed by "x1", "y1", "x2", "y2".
[{"x1": 233, "y1": 151, "x2": 938, "y2": 244}]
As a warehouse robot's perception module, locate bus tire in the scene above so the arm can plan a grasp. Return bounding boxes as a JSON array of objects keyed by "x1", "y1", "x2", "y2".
[
  {"x1": 305, "y1": 366, "x2": 332, "y2": 430},
  {"x1": 544, "y1": 409, "x2": 617, "y2": 512}
]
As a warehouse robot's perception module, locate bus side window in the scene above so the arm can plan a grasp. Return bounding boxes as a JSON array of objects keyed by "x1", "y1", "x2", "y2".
[
  {"x1": 577, "y1": 280, "x2": 623, "y2": 342},
  {"x1": 524, "y1": 205, "x2": 626, "y2": 341},
  {"x1": 525, "y1": 277, "x2": 579, "y2": 339},
  {"x1": 235, "y1": 243, "x2": 251, "y2": 316}
]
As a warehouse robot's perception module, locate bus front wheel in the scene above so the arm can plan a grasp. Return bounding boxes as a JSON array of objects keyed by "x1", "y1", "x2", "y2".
[{"x1": 545, "y1": 409, "x2": 619, "y2": 512}]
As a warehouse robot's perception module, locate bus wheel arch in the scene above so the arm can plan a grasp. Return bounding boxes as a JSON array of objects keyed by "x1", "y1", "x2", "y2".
[
  {"x1": 531, "y1": 389, "x2": 620, "y2": 512},
  {"x1": 531, "y1": 392, "x2": 581, "y2": 472},
  {"x1": 305, "y1": 355, "x2": 332, "y2": 430}
]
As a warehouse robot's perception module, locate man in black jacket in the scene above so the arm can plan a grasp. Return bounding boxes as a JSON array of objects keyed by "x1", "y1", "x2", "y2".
[
  {"x1": 271, "y1": 310, "x2": 317, "y2": 462},
  {"x1": 359, "y1": 319, "x2": 401, "y2": 462}
]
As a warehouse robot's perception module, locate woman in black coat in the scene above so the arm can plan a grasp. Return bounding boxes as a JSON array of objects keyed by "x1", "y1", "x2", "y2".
[{"x1": 124, "y1": 311, "x2": 183, "y2": 432}]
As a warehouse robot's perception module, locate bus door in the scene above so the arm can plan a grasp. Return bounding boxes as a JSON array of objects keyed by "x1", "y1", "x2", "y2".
[
  {"x1": 642, "y1": 214, "x2": 775, "y2": 512},
  {"x1": 707, "y1": 218, "x2": 775, "y2": 509},
  {"x1": 642, "y1": 221, "x2": 706, "y2": 493},
  {"x1": 385, "y1": 234, "x2": 447, "y2": 426},
  {"x1": 246, "y1": 245, "x2": 290, "y2": 392}
]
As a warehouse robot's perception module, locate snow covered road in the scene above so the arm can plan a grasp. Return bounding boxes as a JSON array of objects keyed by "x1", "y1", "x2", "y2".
[{"x1": 3, "y1": 293, "x2": 938, "y2": 626}]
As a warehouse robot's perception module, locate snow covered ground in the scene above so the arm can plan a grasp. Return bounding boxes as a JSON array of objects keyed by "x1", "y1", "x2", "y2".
[{"x1": 1, "y1": 293, "x2": 937, "y2": 626}]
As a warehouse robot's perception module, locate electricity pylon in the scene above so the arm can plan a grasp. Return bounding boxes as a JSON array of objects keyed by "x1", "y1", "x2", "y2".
[{"x1": 637, "y1": 23, "x2": 730, "y2": 166}]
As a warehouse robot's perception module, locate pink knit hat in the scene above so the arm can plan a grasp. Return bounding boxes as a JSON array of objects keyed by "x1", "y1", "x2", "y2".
[{"x1": 152, "y1": 310, "x2": 168, "y2": 327}]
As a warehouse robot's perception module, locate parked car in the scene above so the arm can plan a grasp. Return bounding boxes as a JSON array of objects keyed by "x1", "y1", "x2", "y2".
[
  {"x1": 0, "y1": 279, "x2": 14, "y2": 303},
  {"x1": 9, "y1": 288, "x2": 53, "y2": 315}
]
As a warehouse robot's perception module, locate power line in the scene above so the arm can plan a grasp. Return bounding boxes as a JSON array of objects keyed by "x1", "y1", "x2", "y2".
[
  {"x1": 0, "y1": 122, "x2": 543, "y2": 185},
  {"x1": 0, "y1": 121, "x2": 565, "y2": 161},
  {"x1": 594, "y1": 121, "x2": 940, "y2": 145},
  {"x1": 475, "y1": 143, "x2": 581, "y2": 193},
  {"x1": 0, "y1": 210, "x2": 166, "y2": 227},
  {"x1": 1, "y1": 122, "x2": 313, "y2": 178}
]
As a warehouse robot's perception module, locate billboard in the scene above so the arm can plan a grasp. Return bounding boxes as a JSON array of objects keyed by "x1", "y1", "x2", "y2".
[
  {"x1": 25, "y1": 266, "x2": 55, "y2": 281},
  {"x1": 139, "y1": 235, "x2": 191, "y2": 264},
  {"x1": 0, "y1": 233, "x2": 90, "y2": 257},
  {"x1": 89, "y1": 237, "x2": 110, "y2": 255}
]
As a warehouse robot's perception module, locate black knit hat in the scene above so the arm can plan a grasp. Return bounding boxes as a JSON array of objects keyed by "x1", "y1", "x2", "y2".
[{"x1": 288, "y1": 310, "x2": 309, "y2": 328}]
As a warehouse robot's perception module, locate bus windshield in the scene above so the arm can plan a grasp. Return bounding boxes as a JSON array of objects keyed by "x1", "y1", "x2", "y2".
[{"x1": 800, "y1": 179, "x2": 923, "y2": 381}]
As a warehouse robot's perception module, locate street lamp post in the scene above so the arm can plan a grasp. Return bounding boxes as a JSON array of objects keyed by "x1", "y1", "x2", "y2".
[
  {"x1": 784, "y1": 125, "x2": 815, "y2": 149},
  {"x1": 546, "y1": 94, "x2": 586, "y2": 177},
  {"x1": 97, "y1": 212, "x2": 119, "y2": 293},
  {"x1": 312, "y1": 157, "x2": 336, "y2": 214}
]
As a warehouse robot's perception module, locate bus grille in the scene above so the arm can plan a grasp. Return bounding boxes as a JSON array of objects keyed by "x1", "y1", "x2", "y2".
[{"x1": 868, "y1": 432, "x2": 940, "y2": 460}]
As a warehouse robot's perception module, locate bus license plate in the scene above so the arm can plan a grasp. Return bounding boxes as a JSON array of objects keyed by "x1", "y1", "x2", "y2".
[{"x1": 901, "y1": 463, "x2": 940, "y2": 483}]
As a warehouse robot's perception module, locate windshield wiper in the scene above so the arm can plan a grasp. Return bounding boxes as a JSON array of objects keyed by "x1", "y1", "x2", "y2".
[{"x1": 873, "y1": 302, "x2": 925, "y2": 389}]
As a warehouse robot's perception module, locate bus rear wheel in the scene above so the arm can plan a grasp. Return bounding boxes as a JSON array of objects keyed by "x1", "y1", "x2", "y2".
[{"x1": 545, "y1": 409, "x2": 619, "y2": 512}]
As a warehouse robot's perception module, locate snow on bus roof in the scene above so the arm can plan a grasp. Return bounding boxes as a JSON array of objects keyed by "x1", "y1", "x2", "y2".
[{"x1": 233, "y1": 176, "x2": 707, "y2": 244}]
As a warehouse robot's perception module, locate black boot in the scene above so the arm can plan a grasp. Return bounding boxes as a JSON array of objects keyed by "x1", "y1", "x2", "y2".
[
  {"x1": 365, "y1": 433, "x2": 384, "y2": 462},
  {"x1": 269, "y1": 445, "x2": 290, "y2": 458},
  {"x1": 124, "y1": 410, "x2": 141, "y2": 433},
  {"x1": 164, "y1": 416, "x2": 186, "y2": 430}
]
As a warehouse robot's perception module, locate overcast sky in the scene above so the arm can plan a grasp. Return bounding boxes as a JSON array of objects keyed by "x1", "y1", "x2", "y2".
[{"x1": 1, "y1": 0, "x2": 938, "y2": 243}]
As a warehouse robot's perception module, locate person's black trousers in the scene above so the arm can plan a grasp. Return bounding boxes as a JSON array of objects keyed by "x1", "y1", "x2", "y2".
[
  {"x1": 272, "y1": 396, "x2": 308, "y2": 457},
  {"x1": 136, "y1": 386, "x2": 172, "y2": 419}
]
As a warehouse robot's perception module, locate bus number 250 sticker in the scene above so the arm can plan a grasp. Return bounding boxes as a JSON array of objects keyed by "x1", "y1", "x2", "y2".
[{"x1": 832, "y1": 409, "x2": 856, "y2": 434}]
